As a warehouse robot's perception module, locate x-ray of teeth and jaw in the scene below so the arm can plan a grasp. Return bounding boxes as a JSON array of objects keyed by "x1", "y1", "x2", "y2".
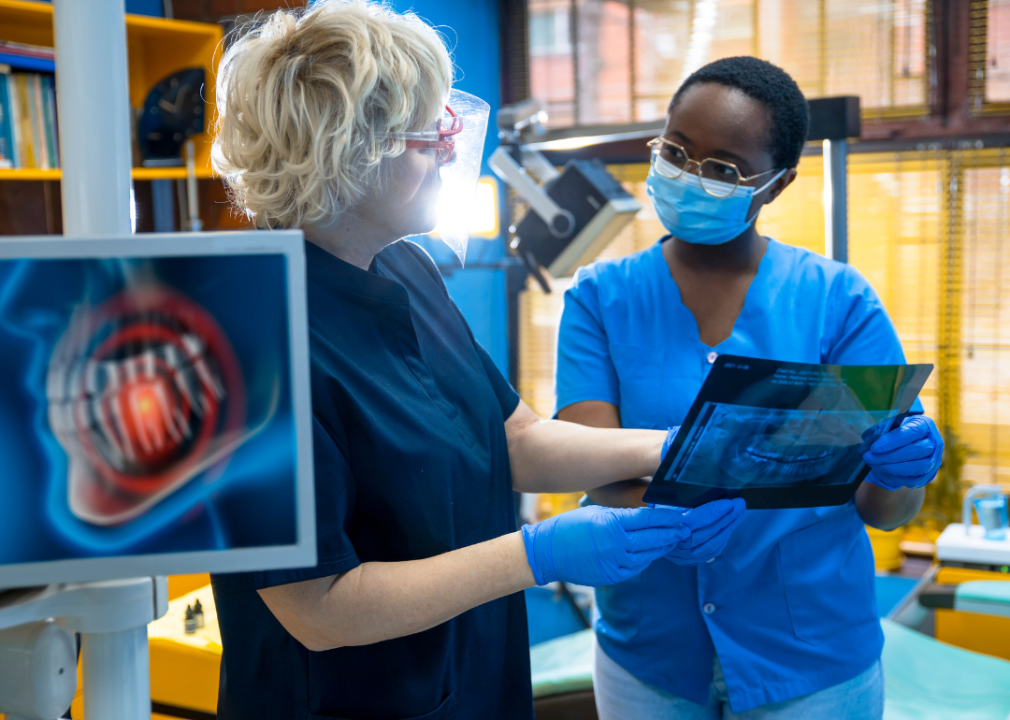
[{"x1": 645, "y1": 357, "x2": 932, "y2": 509}]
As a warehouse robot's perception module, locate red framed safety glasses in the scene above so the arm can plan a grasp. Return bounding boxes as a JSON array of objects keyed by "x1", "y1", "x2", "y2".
[{"x1": 379, "y1": 105, "x2": 463, "y2": 163}]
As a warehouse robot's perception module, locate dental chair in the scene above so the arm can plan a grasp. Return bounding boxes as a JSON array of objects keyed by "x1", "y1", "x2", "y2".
[{"x1": 881, "y1": 580, "x2": 1010, "y2": 719}]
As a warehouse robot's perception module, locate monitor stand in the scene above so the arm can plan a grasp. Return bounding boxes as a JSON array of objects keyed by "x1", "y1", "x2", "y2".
[{"x1": 0, "y1": 578, "x2": 166, "y2": 720}]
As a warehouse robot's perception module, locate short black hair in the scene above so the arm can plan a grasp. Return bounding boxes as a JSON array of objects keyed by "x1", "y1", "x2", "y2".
[{"x1": 671, "y1": 56, "x2": 809, "y2": 169}]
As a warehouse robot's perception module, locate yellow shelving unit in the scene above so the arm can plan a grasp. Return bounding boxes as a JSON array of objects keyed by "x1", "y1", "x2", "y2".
[
  {"x1": 0, "y1": 167, "x2": 215, "y2": 181},
  {"x1": 0, "y1": 0, "x2": 222, "y2": 180}
]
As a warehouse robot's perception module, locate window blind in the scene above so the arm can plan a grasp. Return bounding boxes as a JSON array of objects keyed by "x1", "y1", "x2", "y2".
[
  {"x1": 846, "y1": 152, "x2": 943, "y2": 422},
  {"x1": 529, "y1": 0, "x2": 930, "y2": 127},
  {"x1": 978, "y1": 0, "x2": 1010, "y2": 105},
  {"x1": 961, "y1": 149, "x2": 1010, "y2": 489}
]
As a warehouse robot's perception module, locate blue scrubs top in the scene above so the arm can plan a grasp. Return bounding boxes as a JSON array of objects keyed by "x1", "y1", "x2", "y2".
[
  {"x1": 556, "y1": 237, "x2": 919, "y2": 712},
  {"x1": 212, "y1": 240, "x2": 532, "y2": 720}
]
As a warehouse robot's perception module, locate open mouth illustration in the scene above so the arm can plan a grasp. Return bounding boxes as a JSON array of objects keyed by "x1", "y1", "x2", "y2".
[{"x1": 46, "y1": 285, "x2": 248, "y2": 526}]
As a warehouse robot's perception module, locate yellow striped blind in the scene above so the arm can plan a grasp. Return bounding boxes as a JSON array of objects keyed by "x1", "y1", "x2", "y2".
[{"x1": 961, "y1": 149, "x2": 1010, "y2": 489}]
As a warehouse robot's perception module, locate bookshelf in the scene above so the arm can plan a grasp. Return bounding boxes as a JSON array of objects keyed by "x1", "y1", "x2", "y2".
[
  {"x1": 0, "y1": 167, "x2": 215, "y2": 180},
  {"x1": 0, "y1": 0, "x2": 222, "y2": 181}
]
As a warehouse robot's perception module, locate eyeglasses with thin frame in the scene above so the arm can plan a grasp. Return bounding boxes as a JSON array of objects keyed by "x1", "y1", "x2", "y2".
[
  {"x1": 647, "y1": 136, "x2": 780, "y2": 198},
  {"x1": 379, "y1": 106, "x2": 462, "y2": 164}
]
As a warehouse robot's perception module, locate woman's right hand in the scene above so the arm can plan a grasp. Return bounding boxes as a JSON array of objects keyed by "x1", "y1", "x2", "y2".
[
  {"x1": 662, "y1": 498, "x2": 747, "y2": 565},
  {"x1": 520, "y1": 500, "x2": 742, "y2": 587}
]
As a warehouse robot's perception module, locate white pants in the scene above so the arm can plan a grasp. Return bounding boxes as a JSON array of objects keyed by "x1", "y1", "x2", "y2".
[{"x1": 593, "y1": 641, "x2": 884, "y2": 720}]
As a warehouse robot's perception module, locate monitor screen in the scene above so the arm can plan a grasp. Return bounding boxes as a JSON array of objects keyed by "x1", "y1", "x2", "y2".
[{"x1": 0, "y1": 232, "x2": 315, "y2": 587}]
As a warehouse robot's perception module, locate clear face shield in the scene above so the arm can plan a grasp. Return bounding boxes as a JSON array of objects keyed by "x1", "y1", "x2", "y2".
[{"x1": 381, "y1": 89, "x2": 490, "y2": 265}]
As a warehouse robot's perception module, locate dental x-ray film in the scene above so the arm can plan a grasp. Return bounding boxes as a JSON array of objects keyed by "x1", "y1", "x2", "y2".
[
  {"x1": 0, "y1": 232, "x2": 314, "y2": 587},
  {"x1": 643, "y1": 355, "x2": 933, "y2": 509}
]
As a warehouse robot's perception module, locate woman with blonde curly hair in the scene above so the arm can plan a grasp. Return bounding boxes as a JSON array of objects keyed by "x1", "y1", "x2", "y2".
[{"x1": 208, "y1": 3, "x2": 745, "y2": 719}]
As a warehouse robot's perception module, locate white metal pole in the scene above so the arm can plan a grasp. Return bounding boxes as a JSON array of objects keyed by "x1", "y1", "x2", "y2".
[
  {"x1": 823, "y1": 138, "x2": 848, "y2": 263},
  {"x1": 53, "y1": 0, "x2": 133, "y2": 236},
  {"x1": 52, "y1": 3, "x2": 150, "y2": 719},
  {"x1": 81, "y1": 626, "x2": 151, "y2": 720}
]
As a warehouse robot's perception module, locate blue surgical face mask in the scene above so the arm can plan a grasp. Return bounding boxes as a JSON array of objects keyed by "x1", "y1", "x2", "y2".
[{"x1": 646, "y1": 155, "x2": 786, "y2": 245}]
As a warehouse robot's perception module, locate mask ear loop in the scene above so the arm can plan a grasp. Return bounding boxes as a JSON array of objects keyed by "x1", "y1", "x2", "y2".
[{"x1": 743, "y1": 168, "x2": 788, "y2": 225}]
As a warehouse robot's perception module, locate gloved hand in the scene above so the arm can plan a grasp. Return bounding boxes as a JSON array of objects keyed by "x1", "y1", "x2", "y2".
[
  {"x1": 663, "y1": 498, "x2": 747, "y2": 565},
  {"x1": 656, "y1": 425, "x2": 747, "y2": 564},
  {"x1": 863, "y1": 415, "x2": 944, "y2": 491},
  {"x1": 522, "y1": 504, "x2": 702, "y2": 587},
  {"x1": 661, "y1": 426, "x2": 681, "y2": 460}
]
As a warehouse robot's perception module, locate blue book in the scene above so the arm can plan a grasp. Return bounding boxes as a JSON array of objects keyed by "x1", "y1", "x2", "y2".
[
  {"x1": 0, "y1": 68, "x2": 11, "y2": 167},
  {"x1": 0, "y1": 53, "x2": 56, "y2": 74},
  {"x1": 44, "y1": 75, "x2": 59, "y2": 168}
]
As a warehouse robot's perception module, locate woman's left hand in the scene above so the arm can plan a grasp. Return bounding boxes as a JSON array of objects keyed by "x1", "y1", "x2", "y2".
[{"x1": 863, "y1": 416, "x2": 944, "y2": 491}]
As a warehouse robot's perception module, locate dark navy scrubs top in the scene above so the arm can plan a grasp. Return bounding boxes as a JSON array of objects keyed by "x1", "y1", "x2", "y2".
[{"x1": 211, "y1": 240, "x2": 531, "y2": 720}]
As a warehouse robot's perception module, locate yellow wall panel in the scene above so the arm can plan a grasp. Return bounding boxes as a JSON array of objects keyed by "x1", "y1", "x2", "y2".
[{"x1": 759, "y1": 154, "x2": 825, "y2": 254}]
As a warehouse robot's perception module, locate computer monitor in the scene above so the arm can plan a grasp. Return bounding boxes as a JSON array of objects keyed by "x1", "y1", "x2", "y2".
[{"x1": 0, "y1": 231, "x2": 315, "y2": 588}]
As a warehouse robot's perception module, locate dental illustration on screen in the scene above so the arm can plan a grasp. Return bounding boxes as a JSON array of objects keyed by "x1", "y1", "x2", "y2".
[
  {"x1": 0, "y1": 254, "x2": 295, "y2": 560},
  {"x1": 45, "y1": 278, "x2": 276, "y2": 527}
]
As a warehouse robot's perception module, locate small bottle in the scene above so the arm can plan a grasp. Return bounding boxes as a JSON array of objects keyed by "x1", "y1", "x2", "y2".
[
  {"x1": 193, "y1": 598, "x2": 205, "y2": 629},
  {"x1": 184, "y1": 605, "x2": 196, "y2": 635}
]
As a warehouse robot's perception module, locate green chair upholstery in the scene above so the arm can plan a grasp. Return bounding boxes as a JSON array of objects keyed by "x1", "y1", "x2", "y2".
[
  {"x1": 881, "y1": 618, "x2": 1010, "y2": 720},
  {"x1": 530, "y1": 629, "x2": 597, "y2": 719},
  {"x1": 530, "y1": 628, "x2": 594, "y2": 699}
]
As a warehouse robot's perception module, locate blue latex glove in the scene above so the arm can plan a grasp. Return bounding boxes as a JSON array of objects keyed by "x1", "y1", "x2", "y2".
[
  {"x1": 521, "y1": 504, "x2": 706, "y2": 587},
  {"x1": 663, "y1": 497, "x2": 747, "y2": 565},
  {"x1": 863, "y1": 415, "x2": 944, "y2": 491},
  {"x1": 661, "y1": 426, "x2": 681, "y2": 460},
  {"x1": 655, "y1": 426, "x2": 748, "y2": 564}
]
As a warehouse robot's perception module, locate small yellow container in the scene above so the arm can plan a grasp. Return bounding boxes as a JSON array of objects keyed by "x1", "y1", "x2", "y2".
[{"x1": 866, "y1": 525, "x2": 905, "y2": 571}]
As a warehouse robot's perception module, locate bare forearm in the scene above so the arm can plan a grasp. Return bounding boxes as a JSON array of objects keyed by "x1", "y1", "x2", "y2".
[
  {"x1": 855, "y1": 482, "x2": 924, "y2": 530},
  {"x1": 259, "y1": 532, "x2": 534, "y2": 651},
  {"x1": 507, "y1": 404, "x2": 664, "y2": 493}
]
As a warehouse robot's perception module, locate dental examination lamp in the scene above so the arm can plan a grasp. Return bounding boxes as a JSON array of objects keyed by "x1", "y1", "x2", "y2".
[{"x1": 489, "y1": 100, "x2": 641, "y2": 291}]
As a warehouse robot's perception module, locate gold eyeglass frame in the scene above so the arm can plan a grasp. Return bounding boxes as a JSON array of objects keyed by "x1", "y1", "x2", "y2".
[{"x1": 647, "y1": 136, "x2": 780, "y2": 198}]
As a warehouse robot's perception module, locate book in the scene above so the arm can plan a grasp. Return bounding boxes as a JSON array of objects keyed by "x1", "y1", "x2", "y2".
[
  {"x1": 0, "y1": 66, "x2": 12, "y2": 168},
  {"x1": 0, "y1": 41, "x2": 56, "y2": 74},
  {"x1": 0, "y1": 54, "x2": 55, "y2": 73},
  {"x1": 30, "y1": 74, "x2": 49, "y2": 169},
  {"x1": 26, "y1": 73, "x2": 43, "y2": 168},
  {"x1": 14, "y1": 73, "x2": 34, "y2": 168},
  {"x1": 0, "y1": 40, "x2": 55, "y2": 60},
  {"x1": 5, "y1": 66, "x2": 21, "y2": 168},
  {"x1": 44, "y1": 75, "x2": 59, "y2": 168},
  {"x1": 0, "y1": 68, "x2": 61, "y2": 170}
]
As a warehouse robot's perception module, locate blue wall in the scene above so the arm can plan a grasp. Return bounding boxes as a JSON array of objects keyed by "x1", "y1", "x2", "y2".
[{"x1": 388, "y1": 0, "x2": 510, "y2": 377}]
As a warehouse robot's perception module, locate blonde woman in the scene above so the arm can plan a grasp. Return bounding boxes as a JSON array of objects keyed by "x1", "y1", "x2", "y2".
[{"x1": 208, "y1": 3, "x2": 746, "y2": 719}]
